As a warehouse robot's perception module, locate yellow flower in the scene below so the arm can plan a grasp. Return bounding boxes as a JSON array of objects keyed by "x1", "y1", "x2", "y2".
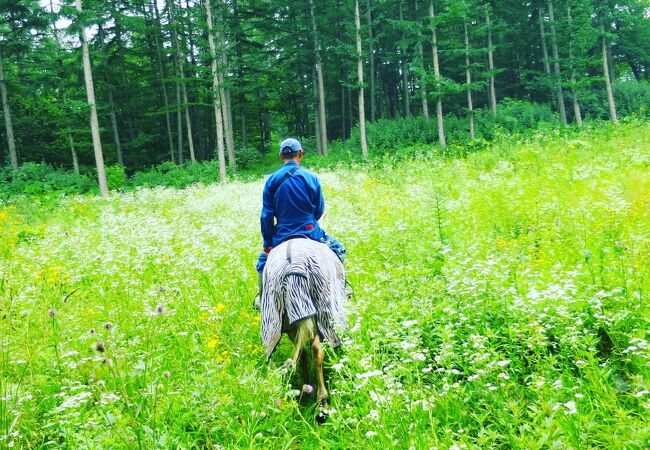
[
  {"x1": 214, "y1": 303, "x2": 226, "y2": 314},
  {"x1": 207, "y1": 337, "x2": 221, "y2": 349}
]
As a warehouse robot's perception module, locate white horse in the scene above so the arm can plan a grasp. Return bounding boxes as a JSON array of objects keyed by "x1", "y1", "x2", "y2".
[{"x1": 260, "y1": 237, "x2": 347, "y2": 404}]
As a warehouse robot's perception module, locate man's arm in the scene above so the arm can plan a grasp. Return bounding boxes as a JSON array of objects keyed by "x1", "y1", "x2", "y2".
[
  {"x1": 313, "y1": 177, "x2": 325, "y2": 221},
  {"x1": 260, "y1": 178, "x2": 275, "y2": 249}
]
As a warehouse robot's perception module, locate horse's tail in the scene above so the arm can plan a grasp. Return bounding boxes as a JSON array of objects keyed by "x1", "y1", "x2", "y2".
[{"x1": 285, "y1": 272, "x2": 316, "y2": 366}]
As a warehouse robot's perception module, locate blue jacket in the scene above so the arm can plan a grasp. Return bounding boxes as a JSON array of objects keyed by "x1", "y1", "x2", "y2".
[{"x1": 261, "y1": 161, "x2": 326, "y2": 248}]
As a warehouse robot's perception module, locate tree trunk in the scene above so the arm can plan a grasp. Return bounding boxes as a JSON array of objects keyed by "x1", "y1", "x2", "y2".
[
  {"x1": 429, "y1": 1, "x2": 446, "y2": 148},
  {"x1": 175, "y1": 0, "x2": 196, "y2": 162},
  {"x1": 108, "y1": 91, "x2": 124, "y2": 166},
  {"x1": 309, "y1": 0, "x2": 328, "y2": 155},
  {"x1": 166, "y1": 0, "x2": 185, "y2": 164},
  {"x1": 204, "y1": 0, "x2": 227, "y2": 182},
  {"x1": 0, "y1": 47, "x2": 18, "y2": 170},
  {"x1": 311, "y1": 67, "x2": 323, "y2": 155},
  {"x1": 366, "y1": 0, "x2": 376, "y2": 122},
  {"x1": 68, "y1": 128, "x2": 80, "y2": 175},
  {"x1": 76, "y1": 0, "x2": 108, "y2": 196},
  {"x1": 152, "y1": 0, "x2": 175, "y2": 162},
  {"x1": 547, "y1": 0, "x2": 567, "y2": 125},
  {"x1": 567, "y1": 6, "x2": 582, "y2": 127},
  {"x1": 217, "y1": 10, "x2": 235, "y2": 168},
  {"x1": 51, "y1": 1, "x2": 80, "y2": 172},
  {"x1": 415, "y1": 1, "x2": 429, "y2": 121},
  {"x1": 399, "y1": 3, "x2": 411, "y2": 118},
  {"x1": 233, "y1": 0, "x2": 247, "y2": 148},
  {"x1": 341, "y1": 81, "x2": 347, "y2": 139},
  {"x1": 600, "y1": 20, "x2": 618, "y2": 124},
  {"x1": 485, "y1": 5, "x2": 497, "y2": 117},
  {"x1": 98, "y1": 25, "x2": 124, "y2": 166},
  {"x1": 465, "y1": 22, "x2": 475, "y2": 140},
  {"x1": 355, "y1": 0, "x2": 368, "y2": 158}
]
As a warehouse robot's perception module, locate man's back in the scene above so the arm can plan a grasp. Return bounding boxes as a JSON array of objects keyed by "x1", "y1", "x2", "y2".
[{"x1": 261, "y1": 161, "x2": 325, "y2": 248}]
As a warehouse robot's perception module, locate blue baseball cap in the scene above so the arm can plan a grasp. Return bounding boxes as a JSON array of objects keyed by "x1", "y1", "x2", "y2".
[{"x1": 279, "y1": 138, "x2": 302, "y2": 156}]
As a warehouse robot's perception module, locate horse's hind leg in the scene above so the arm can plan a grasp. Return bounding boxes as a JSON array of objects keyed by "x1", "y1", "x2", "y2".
[{"x1": 312, "y1": 334, "x2": 328, "y2": 404}]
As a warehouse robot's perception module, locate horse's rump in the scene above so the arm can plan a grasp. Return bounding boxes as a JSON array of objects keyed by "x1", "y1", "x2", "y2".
[{"x1": 260, "y1": 238, "x2": 347, "y2": 360}]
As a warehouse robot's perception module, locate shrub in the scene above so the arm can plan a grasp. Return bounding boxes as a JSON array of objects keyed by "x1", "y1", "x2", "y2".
[
  {"x1": 234, "y1": 147, "x2": 264, "y2": 170},
  {"x1": 105, "y1": 165, "x2": 127, "y2": 191},
  {"x1": 0, "y1": 162, "x2": 95, "y2": 198}
]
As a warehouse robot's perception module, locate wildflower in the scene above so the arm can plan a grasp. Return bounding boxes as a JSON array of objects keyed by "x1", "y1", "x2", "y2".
[
  {"x1": 155, "y1": 305, "x2": 166, "y2": 315},
  {"x1": 163, "y1": 371, "x2": 171, "y2": 379},
  {"x1": 47, "y1": 309, "x2": 57, "y2": 318},
  {"x1": 302, "y1": 384, "x2": 314, "y2": 395},
  {"x1": 214, "y1": 303, "x2": 226, "y2": 314},
  {"x1": 103, "y1": 322, "x2": 113, "y2": 330},
  {"x1": 207, "y1": 337, "x2": 221, "y2": 349},
  {"x1": 365, "y1": 431, "x2": 378, "y2": 438},
  {"x1": 95, "y1": 341, "x2": 105, "y2": 353}
]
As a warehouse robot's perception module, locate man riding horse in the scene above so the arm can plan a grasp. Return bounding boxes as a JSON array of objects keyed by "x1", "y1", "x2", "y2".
[{"x1": 254, "y1": 138, "x2": 346, "y2": 303}]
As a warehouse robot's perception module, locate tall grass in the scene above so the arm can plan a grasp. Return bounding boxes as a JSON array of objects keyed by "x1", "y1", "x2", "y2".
[{"x1": 1, "y1": 120, "x2": 648, "y2": 448}]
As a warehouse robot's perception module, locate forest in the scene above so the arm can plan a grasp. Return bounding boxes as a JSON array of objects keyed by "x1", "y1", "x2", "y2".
[{"x1": 0, "y1": 0, "x2": 649, "y2": 195}]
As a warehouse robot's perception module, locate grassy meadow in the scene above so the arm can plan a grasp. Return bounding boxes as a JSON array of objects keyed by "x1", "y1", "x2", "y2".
[{"x1": 1, "y1": 120, "x2": 649, "y2": 448}]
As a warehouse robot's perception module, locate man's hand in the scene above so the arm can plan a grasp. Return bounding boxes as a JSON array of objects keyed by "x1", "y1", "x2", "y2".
[{"x1": 263, "y1": 246, "x2": 273, "y2": 254}]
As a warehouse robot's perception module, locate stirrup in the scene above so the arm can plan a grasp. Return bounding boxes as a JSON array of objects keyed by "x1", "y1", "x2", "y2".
[
  {"x1": 344, "y1": 280, "x2": 354, "y2": 299},
  {"x1": 252, "y1": 292, "x2": 261, "y2": 310}
]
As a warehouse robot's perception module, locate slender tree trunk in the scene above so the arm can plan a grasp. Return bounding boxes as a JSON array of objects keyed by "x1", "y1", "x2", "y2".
[
  {"x1": 309, "y1": 0, "x2": 328, "y2": 155},
  {"x1": 355, "y1": 0, "x2": 368, "y2": 158},
  {"x1": 152, "y1": 0, "x2": 175, "y2": 162},
  {"x1": 205, "y1": 0, "x2": 227, "y2": 181},
  {"x1": 216, "y1": 10, "x2": 235, "y2": 168},
  {"x1": 538, "y1": 7, "x2": 557, "y2": 110},
  {"x1": 166, "y1": 0, "x2": 185, "y2": 164},
  {"x1": 76, "y1": 0, "x2": 108, "y2": 196},
  {"x1": 98, "y1": 25, "x2": 124, "y2": 166},
  {"x1": 113, "y1": 15, "x2": 135, "y2": 142},
  {"x1": 108, "y1": 91, "x2": 124, "y2": 166},
  {"x1": 366, "y1": 0, "x2": 376, "y2": 122},
  {"x1": 600, "y1": 20, "x2": 618, "y2": 124},
  {"x1": 485, "y1": 5, "x2": 497, "y2": 117},
  {"x1": 311, "y1": 67, "x2": 323, "y2": 155},
  {"x1": 312, "y1": 68, "x2": 323, "y2": 155},
  {"x1": 62, "y1": 93, "x2": 80, "y2": 174},
  {"x1": 175, "y1": 0, "x2": 196, "y2": 162},
  {"x1": 415, "y1": 1, "x2": 429, "y2": 121},
  {"x1": 68, "y1": 128, "x2": 80, "y2": 174},
  {"x1": 567, "y1": 6, "x2": 582, "y2": 127},
  {"x1": 547, "y1": 0, "x2": 567, "y2": 125},
  {"x1": 341, "y1": 81, "x2": 347, "y2": 139},
  {"x1": 399, "y1": 3, "x2": 411, "y2": 118},
  {"x1": 233, "y1": 0, "x2": 247, "y2": 148},
  {"x1": 429, "y1": 1, "x2": 446, "y2": 148},
  {"x1": 538, "y1": 9, "x2": 552, "y2": 78},
  {"x1": 0, "y1": 47, "x2": 18, "y2": 170},
  {"x1": 51, "y1": 1, "x2": 80, "y2": 172},
  {"x1": 347, "y1": 86, "x2": 353, "y2": 134},
  {"x1": 465, "y1": 22, "x2": 475, "y2": 140}
]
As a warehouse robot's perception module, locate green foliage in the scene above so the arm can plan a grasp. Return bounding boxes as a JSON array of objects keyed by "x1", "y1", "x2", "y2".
[
  {"x1": 234, "y1": 146, "x2": 264, "y2": 170},
  {"x1": 0, "y1": 162, "x2": 95, "y2": 198},
  {"x1": 340, "y1": 99, "x2": 557, "y2": 158},
  {"x1": 105, "y1": 164, "x2": 127, "y2": 191},
  {"x1": 580, "y1": 81, "x2": 650, "y2": 119}
]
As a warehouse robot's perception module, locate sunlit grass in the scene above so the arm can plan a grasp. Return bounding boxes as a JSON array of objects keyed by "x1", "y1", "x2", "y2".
[{"x1": 1, "y1": 120, "x2": 649, "y2": 448}]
